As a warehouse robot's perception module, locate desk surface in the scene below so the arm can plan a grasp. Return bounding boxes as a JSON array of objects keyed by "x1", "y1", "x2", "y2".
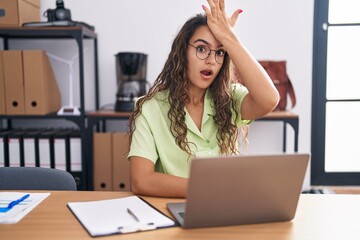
[{"x1": 1, "y1": 191, "x2": 359, "y2": 240}]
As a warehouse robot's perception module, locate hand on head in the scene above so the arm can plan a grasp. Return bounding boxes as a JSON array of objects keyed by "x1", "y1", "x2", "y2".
[{"x1": 202, "y1": 0, "x2": 242, "y2": 42}]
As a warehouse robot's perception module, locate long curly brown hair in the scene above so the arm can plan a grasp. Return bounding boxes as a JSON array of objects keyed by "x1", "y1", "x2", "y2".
[{"x1": 128, "y1": 14, "x2": 248, "y2": 157}]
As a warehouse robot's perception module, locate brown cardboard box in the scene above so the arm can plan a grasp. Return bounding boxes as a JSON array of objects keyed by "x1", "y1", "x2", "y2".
[
  {"x1": 3, "y1": 50, "x2": 25, "y2": 115},
  {"x1": 93, "y1": 133, "x2": 113, "y2": 191},
  {"x1": 112, "y1": 132, "x2": 131, "y2": 191},
  {"x1": 0, "y1": 52, "x2": 5, "y2": 115},
  {"x1": 0, "y1": 0, "x2": 40, "y2": 26},
  {"x1": 23, "y1": 50, "x2": 61, "y2": 115}
]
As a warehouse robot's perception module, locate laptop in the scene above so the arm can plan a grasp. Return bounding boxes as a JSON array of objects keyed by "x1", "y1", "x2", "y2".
[{"x1": 167, "y1": 153, "x2": 310, "y2": 229}]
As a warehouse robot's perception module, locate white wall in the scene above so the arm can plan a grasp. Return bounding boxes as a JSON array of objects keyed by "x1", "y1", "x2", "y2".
[{"x1": 39, "y1": 0, "x2": 314, "y2": 187}]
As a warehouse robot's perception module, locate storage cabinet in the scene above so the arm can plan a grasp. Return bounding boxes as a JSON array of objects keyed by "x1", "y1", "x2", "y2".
[{"x1": 0, "y1": 26, "x2": 99, "y2": 190}]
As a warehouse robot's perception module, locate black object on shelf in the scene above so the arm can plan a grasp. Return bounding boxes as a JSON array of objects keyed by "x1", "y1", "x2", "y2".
[
  {"x1": 23, "y1": 20, "x2": 95, "y2": 31},
  {"x1": 23, "y1": 0, "x2": 94, "y2": 31},
  {"x1": 114, "y1": 52, "x2": 149, "y2": 112}
]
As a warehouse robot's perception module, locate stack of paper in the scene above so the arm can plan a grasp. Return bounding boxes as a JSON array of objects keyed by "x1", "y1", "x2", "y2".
[
  {"x1": 0, "y1": 192, "x2": 50, "y2": 224},
  {"x1": 68, "y1": 196, "x2": 176, "y2": 236}
]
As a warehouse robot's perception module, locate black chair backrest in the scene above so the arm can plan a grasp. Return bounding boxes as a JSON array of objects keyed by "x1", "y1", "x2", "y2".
[{"x1": 0, "y1": 167, "x2": 77, "y2": 191}]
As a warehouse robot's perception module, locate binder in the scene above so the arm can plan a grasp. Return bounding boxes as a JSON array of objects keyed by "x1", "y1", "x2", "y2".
[
  {"x1": 0, "y1": 132, "x2": 4, "y2": 167},
  {"x1": 69, "y1": 130, "x2": 82, "y2": 172},
  {"x1": 37, "y1": 129, "x2": 57, "y2": 168},
  {"x1": 53, "y1": 130, "x2": 70, "y2": 171},
  {"x1": 112, "y1": 133, "x2": 131, "y2": 191},
  {"x1": 8, "y1": 130, "x2": 24, "y2": 167},
  {"x1": 93, "y1": 132, "x2": 112, "y2": 191},
  {"x1": 0, "y1": 130, "x2": 13, "y2": 167},
  {"x1": 3, "y1": 50, "x2": 25, "y2": 115},
  {"x1": 0, "y1": 51, "x2": 6, "y2": 115},
  {"x1": 23, "y1": 129, "x2": 43, "y2": 167},
  {"x1": 68, "y1": 130, "x2": 82, "y2": 189},
  {"x1": 23, "y1": 50, "x2": 61, "y2": 115}
]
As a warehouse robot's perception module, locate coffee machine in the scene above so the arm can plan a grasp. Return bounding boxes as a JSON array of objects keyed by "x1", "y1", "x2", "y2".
[{"x1": 114, "y1": 52, "x2": 148, "y2": 112}]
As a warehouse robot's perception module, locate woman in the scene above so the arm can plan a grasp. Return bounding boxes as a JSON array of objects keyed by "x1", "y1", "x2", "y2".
[{"x1": 128, "y1": 0, "x2": 279, "y2": 198}]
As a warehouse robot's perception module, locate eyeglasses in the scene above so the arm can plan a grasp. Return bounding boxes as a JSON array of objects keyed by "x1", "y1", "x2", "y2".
[{"x1": 188, "y1": 43, "x2": 226, "y2": 64}]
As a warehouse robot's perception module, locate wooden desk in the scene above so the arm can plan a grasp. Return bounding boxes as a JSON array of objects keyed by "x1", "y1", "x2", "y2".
[{"x1": 1, "y1": 191, "x2": 360, "y2": 239}]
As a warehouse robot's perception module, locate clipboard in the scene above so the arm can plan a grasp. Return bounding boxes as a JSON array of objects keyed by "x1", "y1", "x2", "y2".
[{"x1": 67, "y1": 196, "x2": 176, "y2": 236}]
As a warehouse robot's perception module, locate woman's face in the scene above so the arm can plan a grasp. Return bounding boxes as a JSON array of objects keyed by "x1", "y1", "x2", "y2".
[{"x1": 187, "y1": 25, "x2": 225, "y2": 93}]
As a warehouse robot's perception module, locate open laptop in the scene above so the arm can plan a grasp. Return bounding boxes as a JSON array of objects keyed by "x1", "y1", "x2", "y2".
[{"x1": 167, "y1": 153, "x2": 310, "y2": 229}]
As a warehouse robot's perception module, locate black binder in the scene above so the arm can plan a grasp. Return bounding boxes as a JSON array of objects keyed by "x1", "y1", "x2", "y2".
[{"x1": 0, "y1": 129, "x2": 13, "y2": 167}]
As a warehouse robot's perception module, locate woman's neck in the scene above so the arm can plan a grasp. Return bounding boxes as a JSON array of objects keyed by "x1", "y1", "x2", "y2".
[
  {"x1": 186, "y1": 89, "x2": 206, "y2": 131},
  {"x1": 187, "y1": 88, "x2": 206, "y2": 106}
]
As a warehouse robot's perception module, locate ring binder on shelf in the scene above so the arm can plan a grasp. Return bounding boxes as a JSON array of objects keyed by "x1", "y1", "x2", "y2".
[
  {"x1": 0, "y1": 130, "x2": 13, "y2": 167},
  {"x1": 0, "y1": 51, "x2": 6, "y2": 115},
  {"x1": 53, "y1": 130, "x2": 71, "y2": 171},
  {"x1": 69, "y1": 130, "x2": 82, "y2": 172},
  {"x1": 68, "y1": 130, "x2": 82, "y2": 188},
  {"x1": 37, "y1": 129, "x2": 58, "y2": 169},
  {"x1": 8, "y1": 131, "x2": 24, "y2": 167},
  {"x1": 23, "y1": 129, "x2": 45, "y2": 167}
]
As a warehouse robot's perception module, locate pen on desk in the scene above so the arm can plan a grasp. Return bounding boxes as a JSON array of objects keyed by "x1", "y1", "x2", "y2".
[
  {"x1": 118, "y1": 208, "x2": 156, "y2": 233},
  {"x1": 127, "y1": 208, "x2": 140, "y2": 222},
  {"x1": 7, "y1": 194, "x2": 30, "y2": 209}
]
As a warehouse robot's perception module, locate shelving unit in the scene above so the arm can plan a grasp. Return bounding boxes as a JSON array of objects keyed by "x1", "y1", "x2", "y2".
[{"x1": 0, "y1": 26, "x2": 99, "y2": 190}]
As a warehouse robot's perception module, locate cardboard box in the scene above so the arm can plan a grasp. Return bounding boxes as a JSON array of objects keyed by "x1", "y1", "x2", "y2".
[
  {"x1": 23, "y1": 50, "x2": 61, "y2": 115},
  {"x1": 3, "y1": 50, "x2": 25, "y2": 115},
  {"x1": 0, "y1": 0, "x2": 40, "y2": 26}
]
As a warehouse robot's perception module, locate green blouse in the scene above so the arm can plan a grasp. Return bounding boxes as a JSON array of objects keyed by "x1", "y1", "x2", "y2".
[{"x1": 128, "y1": 83, "x2": 251, "y2": 178}]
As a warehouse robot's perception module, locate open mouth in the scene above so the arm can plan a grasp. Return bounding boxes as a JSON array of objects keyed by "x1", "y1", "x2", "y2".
[{"x1": 200, "y1": 69, "x2": 213, "y2": 77}]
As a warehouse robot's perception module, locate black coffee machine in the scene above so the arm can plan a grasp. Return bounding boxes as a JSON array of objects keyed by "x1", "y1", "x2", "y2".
[{"x1": 114, "y1": 52, "x2": 148, "y2": 112}]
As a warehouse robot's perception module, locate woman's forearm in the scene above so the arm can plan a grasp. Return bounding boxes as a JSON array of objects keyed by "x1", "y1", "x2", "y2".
[
  {"x1": 131, "y1": 172, "x2": 188, "y2": 198},
  {"x1": 226, "y1": 37, "x2": 280, "y2": 119},
  {"x1": 130, "y1": 156, "x2": 188, "y2": 198}
]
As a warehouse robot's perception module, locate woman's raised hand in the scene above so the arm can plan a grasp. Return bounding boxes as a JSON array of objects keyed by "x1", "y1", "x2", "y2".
[{"x1": 202, "y1": 0, "x2": 242, "y2": 42}]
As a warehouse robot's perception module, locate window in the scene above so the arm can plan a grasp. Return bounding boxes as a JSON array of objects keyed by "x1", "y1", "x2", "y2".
[{"x1": 312, "y1": 0, "x2": 360, "y2": 185}]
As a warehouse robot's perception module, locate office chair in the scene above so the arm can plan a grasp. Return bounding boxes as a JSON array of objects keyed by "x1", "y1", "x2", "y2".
[{"x1": 0, "y1": 167, "x2": 77, "y2": 191}]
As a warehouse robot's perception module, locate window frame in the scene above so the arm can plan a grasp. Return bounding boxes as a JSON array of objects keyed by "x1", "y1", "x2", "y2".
[{"x1": 311, "y1": 0, "x2": 360, "y2": 185}]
